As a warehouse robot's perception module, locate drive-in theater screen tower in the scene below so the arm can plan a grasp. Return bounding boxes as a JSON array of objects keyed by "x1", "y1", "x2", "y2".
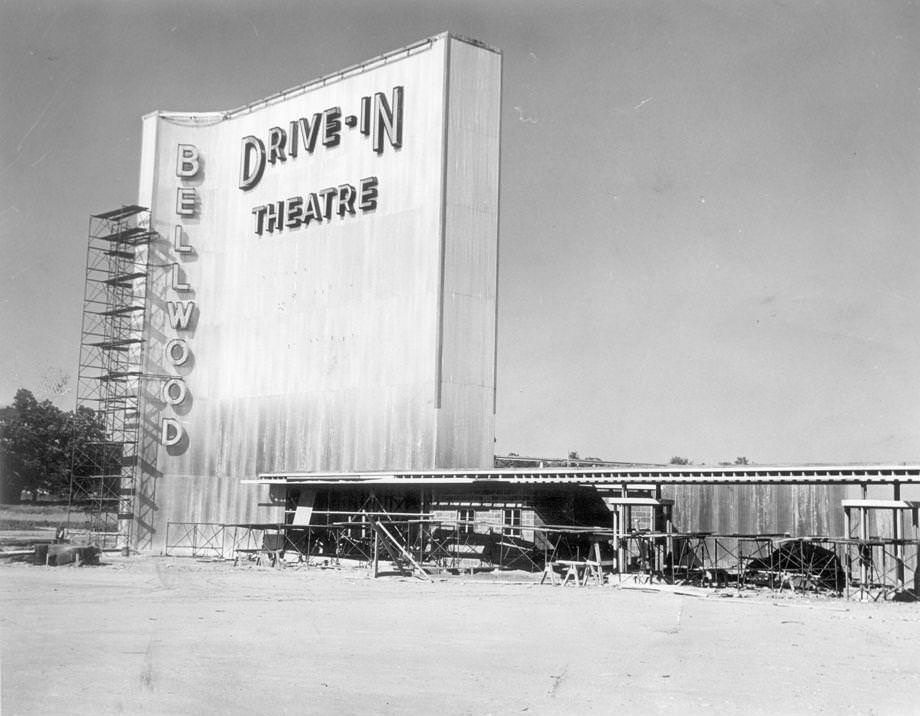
[{"x1": 123, "y1": 34, "x2": 501, "y2": 551}]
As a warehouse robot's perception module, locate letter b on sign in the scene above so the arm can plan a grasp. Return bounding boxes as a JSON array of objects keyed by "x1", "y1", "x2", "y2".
[{"x1": 176, "y1": 144, "x2": 200, "y2": 178}]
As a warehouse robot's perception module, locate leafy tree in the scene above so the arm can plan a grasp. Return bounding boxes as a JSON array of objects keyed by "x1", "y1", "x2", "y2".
[
  {"x1": 69, "y1": 405, "x2": 123, "y2": 496},
  {"x1": 0, "y1": 389, "x2": 69, "y2": 502},
  {"x1": 718, "y1": 457, "x2": 751, "y2": 466},
  {"x1": 0, "y1": 389, "x2": 119, "y2": 503},
  {"x1": 669, "y1": 456, "x2": 691, "y2": 465}
]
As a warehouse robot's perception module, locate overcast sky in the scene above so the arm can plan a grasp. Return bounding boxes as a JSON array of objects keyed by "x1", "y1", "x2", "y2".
[{"x1": 1, "y1": 1, "x2": 917, "y2": 464}]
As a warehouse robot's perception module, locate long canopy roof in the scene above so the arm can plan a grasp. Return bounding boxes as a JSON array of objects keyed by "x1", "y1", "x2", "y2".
[{"x1": 247, "y1": 464, "x2": 920, "y2": 487}]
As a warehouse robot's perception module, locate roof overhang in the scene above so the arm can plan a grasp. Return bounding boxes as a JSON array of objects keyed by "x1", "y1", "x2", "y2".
[{"x1": 243, "y1": 464, "x2": 920, "y2": 487}]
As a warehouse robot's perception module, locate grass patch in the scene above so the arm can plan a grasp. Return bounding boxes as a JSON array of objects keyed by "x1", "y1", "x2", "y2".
[{"x1": 0, "y1": 503, "x2": 95, "y2": 530}]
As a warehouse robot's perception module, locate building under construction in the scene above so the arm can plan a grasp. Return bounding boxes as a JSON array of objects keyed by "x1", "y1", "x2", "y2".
[{"x1": 70, "y1": 34, "x2": 920, "y2": 600}]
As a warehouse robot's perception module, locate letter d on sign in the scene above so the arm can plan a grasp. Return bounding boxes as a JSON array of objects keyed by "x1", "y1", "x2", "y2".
[
  {"x1": 160, "y1": 417, "x2": 184, "y2": 447},
  {"x1": 239, "y1": 135, "x2": 266, "y2": 190}
]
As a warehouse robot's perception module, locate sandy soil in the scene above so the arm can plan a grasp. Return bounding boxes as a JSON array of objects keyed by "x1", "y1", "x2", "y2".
[{"x1": 1, "y1": 556, "x2": 918, "y2": 715}]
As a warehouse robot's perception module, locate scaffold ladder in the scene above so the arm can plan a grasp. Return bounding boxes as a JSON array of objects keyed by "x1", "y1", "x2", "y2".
[{"x1": 69, "y1": 205, "x2": 154, "y2": 550}]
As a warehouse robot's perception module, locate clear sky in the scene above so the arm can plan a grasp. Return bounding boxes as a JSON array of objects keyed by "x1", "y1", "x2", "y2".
[{"x1": 1, "y1": 1, "x2": 917, "y2": 464}]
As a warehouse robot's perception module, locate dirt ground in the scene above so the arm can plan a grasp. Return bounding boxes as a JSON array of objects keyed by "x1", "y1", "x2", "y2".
[{"x1": 1, "y1": 556, "x2": 918, "y2": 715}]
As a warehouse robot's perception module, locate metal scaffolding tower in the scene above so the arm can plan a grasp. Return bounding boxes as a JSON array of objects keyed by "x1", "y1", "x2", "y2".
[{"x1": 69, "y1": 206, "x2": 154, "y2": 549}]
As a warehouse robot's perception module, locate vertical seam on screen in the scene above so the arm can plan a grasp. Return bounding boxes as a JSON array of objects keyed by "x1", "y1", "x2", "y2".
[
  {"x1": 493, "y1": 52, "x2": 503, "y2": 418},
  {"x1": 435, "y1": 36, "x2": 451, "y2": 411}
]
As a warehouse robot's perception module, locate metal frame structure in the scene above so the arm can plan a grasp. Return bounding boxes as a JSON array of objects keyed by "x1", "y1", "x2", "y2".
[
  {"x1": 69, "y1": 206, "x2": 153, "y2": 549},
  {"x1": 159, "y1": 514, "x2": 920, "y2": 600},
  {"x1": 842, "y1": 497, "x2": 920, "y2": 600},
  {"x1": 155, "y1": 464, "x2": 920, "y2": 599},
  {"x1": 842, "y1": 538, "x2": 920, "y2": 601}
]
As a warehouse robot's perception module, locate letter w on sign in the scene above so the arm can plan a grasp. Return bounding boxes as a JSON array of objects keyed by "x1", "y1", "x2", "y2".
[{"x1": 166, "y1": 300, "x2": 196, "y2": 330}]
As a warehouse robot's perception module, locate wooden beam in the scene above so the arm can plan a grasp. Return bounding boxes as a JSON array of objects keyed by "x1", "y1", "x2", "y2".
[
  {"x1": 371, "y1": 520, "x2": 432, "y2": 582},
  {"x1": 841, "y1": 499, "x2": 920, "y2": 510},
  {"x1": 601, "y1": 497, "x2": 675, "y2": 507}
]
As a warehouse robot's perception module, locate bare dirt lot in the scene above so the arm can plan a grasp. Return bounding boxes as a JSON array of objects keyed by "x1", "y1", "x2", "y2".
[{"x1": 1, "y1": 556, "x2": 918, "y2": 715}]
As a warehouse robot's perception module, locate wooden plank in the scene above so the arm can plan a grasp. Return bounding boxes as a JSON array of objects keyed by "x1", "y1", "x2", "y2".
[
  {"x1": 291, "y1": 489, "x2": 315, "y2": 526},
  {"x1": 371, "y1": 521, "x2": 432, "y2": 581},
  {"x1": 601, "y1": 497, "x2": 675, "y2": 506},
  {"x1": 841, "y1": 499, "x2": 920, "y2": 509}
]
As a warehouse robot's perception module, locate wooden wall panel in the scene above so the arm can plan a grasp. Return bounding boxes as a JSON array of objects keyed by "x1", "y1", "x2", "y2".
[{"x1": 668, "y1": 484, "x2": 848, "y2": 537}]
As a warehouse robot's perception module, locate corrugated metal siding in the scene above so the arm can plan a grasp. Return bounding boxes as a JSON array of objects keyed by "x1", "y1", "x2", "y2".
[{"x1": 436, "y1": 37, "x2": 501, "y2": 468}]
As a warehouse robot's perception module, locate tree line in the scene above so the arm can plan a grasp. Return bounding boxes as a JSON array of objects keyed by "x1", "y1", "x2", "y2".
[
  {"x1": 670, "y1": 456, "x2": 750, "y2": 466},
  {"x1": 0, "y1": 389, "x2": 120, "y2": 504}
]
